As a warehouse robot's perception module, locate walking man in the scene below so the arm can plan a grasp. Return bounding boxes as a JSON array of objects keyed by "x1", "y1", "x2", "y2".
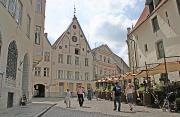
[
  {"x1": 112, "y1": 82, "x2": 122, "y2": 112},
  {"x1": 77, "y1": 85, "x2": 85, "y2": 107}
]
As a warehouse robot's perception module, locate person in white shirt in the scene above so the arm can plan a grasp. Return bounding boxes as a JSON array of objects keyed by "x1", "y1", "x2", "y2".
[
  {"x1": 125, "y1": 83, "x2": 134, "y2": 111},
  {"x1": 65, "y1": 89, "x2": 71, "y2": 108},
  {"x1": 77, "y1": 85, "x2": 85, "y2": 107}
]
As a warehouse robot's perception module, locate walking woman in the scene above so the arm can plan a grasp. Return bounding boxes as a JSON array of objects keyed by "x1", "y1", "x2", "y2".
[
  {"x1": 125, "y1": 83, "x2": 134, "y2": 111},
  {"x1": 64, "y1": 89, "x2": 71, "y2": 108},
  {"x1": 77, "y1": 85, "x2": 85, "y2": 107}
]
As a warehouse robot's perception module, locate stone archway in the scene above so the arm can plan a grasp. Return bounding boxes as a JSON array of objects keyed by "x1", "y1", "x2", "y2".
[
  {"x1": 22, "y1": 54, "x2": 29, "y2": 97},
  {"x1": 34, "y1": 84, "x2": 45, "y2": 97}
]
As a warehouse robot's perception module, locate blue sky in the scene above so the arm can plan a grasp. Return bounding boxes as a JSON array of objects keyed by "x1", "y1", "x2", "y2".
[{"x1": 45, "y1": 0, "x2": 145, "y2": 64}]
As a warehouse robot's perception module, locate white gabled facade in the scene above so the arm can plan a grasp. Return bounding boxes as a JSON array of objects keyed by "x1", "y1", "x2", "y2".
[
  {"x1": 127, "y1": 0, "x2": 180, "y2": 83},
  {"x1": 51, "y1": 16, "x2": 94, "y2": 97}
]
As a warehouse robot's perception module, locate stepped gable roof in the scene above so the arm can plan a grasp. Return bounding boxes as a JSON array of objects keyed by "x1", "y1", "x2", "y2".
[
  {"x1": 129, "y1": 0, "x2": 168, "y2": 34},
  {"x1": 52, "y1": 15, "x2": 91, "y2": 50}
]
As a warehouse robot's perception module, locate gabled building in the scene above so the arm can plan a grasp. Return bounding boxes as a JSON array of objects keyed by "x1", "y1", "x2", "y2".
[
  {"x1": 0, "y1": 0, "x2": 37, "y2": 109},
  {"x1": 32, "y1": 15, "x2": 94, "y2": 97},
  {"x1": 127, "y1": 0, "x2": 180, "y2": 83},
  {"x1": 51, "y1": 15, "x2": 94, "y2": 97},
  {"x1": 92, "y1": 44, "x2": 129, "y2": 80}
]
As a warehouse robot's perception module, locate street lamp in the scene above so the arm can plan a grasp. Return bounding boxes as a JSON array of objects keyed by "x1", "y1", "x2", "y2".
[{"x1": 127, "y1": 37, "x2": 138, "y2": 103}]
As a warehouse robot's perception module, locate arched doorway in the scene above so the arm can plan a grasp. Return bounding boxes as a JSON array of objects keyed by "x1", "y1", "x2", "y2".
[
  {"x1": 22, "y1": 54, "x2": 29, "y2": 97},
  {"x1": 34, "y1": 84, "x2": 45, "y2": 97}
]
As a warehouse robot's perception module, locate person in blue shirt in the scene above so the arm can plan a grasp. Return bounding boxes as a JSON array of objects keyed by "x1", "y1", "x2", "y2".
[{"x1": 112, "y1": 82, "x2": 122, "y2": 112}]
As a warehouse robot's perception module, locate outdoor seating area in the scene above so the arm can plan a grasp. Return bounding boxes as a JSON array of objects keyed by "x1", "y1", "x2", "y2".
[{"x1": 95, "y1": 60, "x2": 180, "y2": 112}]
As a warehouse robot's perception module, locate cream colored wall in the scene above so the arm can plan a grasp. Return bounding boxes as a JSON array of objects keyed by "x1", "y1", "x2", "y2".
[
  {"x1": 128, "y1": 0, "x2": 180, "y2": 83},
  {"x1": 0, "y1": 0, "x2": 35, "y2": 109},
  {"x1": 50, "y1": 18, "x2": 94, "y2": 96},
  {"x1": 32, "y1": 35, "x2": 52, "y2": 97}
]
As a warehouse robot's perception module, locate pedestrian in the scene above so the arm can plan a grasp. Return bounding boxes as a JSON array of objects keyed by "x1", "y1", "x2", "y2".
[
  {"x1": 112, "y1": 82, "x2": 122, "y2": 112},
  {"x1": 125, "y1": 83, "x2": 134, "y2": 111},
  {"x1": 77, "y1": 85, "x2": 85, "y2": 107},
  {"x1": 64, "y1": 89, "x2": 71, "y2": 108}
]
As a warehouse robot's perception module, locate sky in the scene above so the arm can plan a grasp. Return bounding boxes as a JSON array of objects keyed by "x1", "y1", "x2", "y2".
[{"x1": 45, "y1": 0, "x2": 145, "y2": 64}]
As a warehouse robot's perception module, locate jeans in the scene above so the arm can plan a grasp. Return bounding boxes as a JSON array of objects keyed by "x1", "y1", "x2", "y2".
[{"x1": 114, "y1": 96, "x2": 121, "y2": 111}]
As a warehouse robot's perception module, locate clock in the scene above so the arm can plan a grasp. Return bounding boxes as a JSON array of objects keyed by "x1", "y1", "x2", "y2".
[
  {"x1": 72, "y1": 36, "x2": 77, "y2": 42},
  {"x1": 73, "y1": 25, "x2": 76, "y2": 29}
]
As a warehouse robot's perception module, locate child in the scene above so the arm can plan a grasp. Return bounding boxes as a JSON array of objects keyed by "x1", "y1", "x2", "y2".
[{"x1": 65, "y1": 89, "x2": 71, "y2": 108}]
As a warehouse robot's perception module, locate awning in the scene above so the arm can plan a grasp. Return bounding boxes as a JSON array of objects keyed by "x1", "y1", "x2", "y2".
[{"x1": 135, "y1": 61, "x2": 180, "y2": 78}]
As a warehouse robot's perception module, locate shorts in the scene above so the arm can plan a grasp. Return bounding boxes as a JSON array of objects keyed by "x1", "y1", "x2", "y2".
[{"x1": 127, "y1": 93, "x2": 133, "y2": 103}]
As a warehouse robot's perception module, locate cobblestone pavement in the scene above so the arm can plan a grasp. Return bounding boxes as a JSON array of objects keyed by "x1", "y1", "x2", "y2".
[
  {"x1": 42, "y1": 98, "x2": 180, "y2": 117},
  {"x1": 0, "y1": 98, "x2": 179, "y2": 117},
  {"x1": 0, "y1": 99, "x2": 57, "y2": 117}
]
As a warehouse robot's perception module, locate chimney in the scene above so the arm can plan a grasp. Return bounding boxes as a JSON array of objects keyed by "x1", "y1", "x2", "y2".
[
  {"x1": 44, "y1": 33, "x2": 48, "y2": 38},
  {"x1": 127, "y1": 27, "x2": 131, "y2": 34}
]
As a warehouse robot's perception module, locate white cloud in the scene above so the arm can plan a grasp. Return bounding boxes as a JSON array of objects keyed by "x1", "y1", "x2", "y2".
[{"x1": 45, "y1": 0, "x2": 143, "y2": 64}]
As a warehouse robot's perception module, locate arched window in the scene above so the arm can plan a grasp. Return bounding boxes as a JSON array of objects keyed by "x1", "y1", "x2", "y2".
[
  {"x1": 6, "y1": 41, "x2": 18, "y2": 80},
  {"x1": 0, "y1": 32, "x2": 2, "y2": 56}
]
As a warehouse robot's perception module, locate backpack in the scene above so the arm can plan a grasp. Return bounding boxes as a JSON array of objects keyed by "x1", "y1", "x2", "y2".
[{"x1": 115, "y1": 85, "x2": 122, "y2": 95}]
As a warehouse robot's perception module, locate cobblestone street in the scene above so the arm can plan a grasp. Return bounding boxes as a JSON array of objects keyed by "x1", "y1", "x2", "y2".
[{"x1": 0, "y1": 98, "x2": 180, "y2": 117}]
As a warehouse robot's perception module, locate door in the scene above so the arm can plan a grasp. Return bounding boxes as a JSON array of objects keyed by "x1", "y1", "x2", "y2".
[
  {"x1": 59, "y1": 82, "x2": 64, "y2": 97},
  {"x1": 7, "y1": 92, "x2": 13, "y2": 108}
]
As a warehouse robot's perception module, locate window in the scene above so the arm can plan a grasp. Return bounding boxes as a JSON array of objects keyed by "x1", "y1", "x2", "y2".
[
  {"x1": 108, "y1": 58, "x2": 110, "y2": 63},
  {"x1": 35, "y1": 0, "x2": 42, "y2": 13},
  {"x1": 58, "y1": 54, "x2": 63, "y2": 63},
  {"x1": 35, "y1": 26, "x2": 41, "y2": 45},
  {"x1": 67, "y1": 71, "x2": 73, "y2": 80},
  {"x1": 85, "y1": 58, "x2": 88, "y2": 66},
  {"x1": 146, "y1": 0, "x2": 154, "y2": 13},
  {"x1": 144, "y1": 44, "x2": 148, "y2": 52},
  {"x1": 15, "y1": 0, "x2": 22, "y2": 24},
  {"x1": 35, "y1": 67, "x2": 41, "y2": 76},
  {"x1": 44, "y1": 52, "x2": 50, "y2": 62},
  {"x1": 75, "y1": 48, "x2": 80, "y2": 55},
  {"x1": 100, "y1": 55, "x2": 102, "y2": 61},
  {"x1": 57, "y1": 70, "x2": 63, "y2": 79},
  {"x1": 75, "y1": 56, "x2": 79, "y2": 65},
  {"x1": 104, "y1": 56, "x2": 106, "y2": 62},
  {"x1": 152, "y1": 16, "x2": 160, "y2": 32},
  {"x1": 27, "y1": 15, "x2": 31, "y2": 38},
  {"x1": 165, "y1": 11, "x2": 170, "y2": 26},
  {"x1": 177, "y1": 0, "x2": 180, "y2": 14},
  {"x1": 0, "y1": 0, "x2": 7, "y2": 7},
  {"x1": 85, "y1": 72, "x2": 89, "y2": 81},
  {"x1": 104, "y1": 69, "x2": 107, "y2": 75},
  {"x1": 0, "y1": 32, "x2": 2, "y2": 57},
  {"x1": 67, "y1": 55, "x2": 72, "y2": 64},
  {"x1": 75, "y1": 72, "x2": 79, "y2": 80},
  {"x1": 44, "y1": 67, "x2": 49, "y2": 77},
  {"x1": 156, "y1": 41, "x2": 165, "y2": 59},
  {"x1": 6, "y1": 41, "x2": 18, "y2": 80},
  {"x1": 8, "y1": 0, "x2": 16, "y2": 16},
  {"x1": 100, "y1": 68, "x2": 102, "y2": 75}
]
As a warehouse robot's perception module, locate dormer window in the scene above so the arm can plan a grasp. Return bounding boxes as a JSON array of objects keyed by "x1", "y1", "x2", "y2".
[{"x1": 145, "y1": 0, "x2": 154, "y2": 13}]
